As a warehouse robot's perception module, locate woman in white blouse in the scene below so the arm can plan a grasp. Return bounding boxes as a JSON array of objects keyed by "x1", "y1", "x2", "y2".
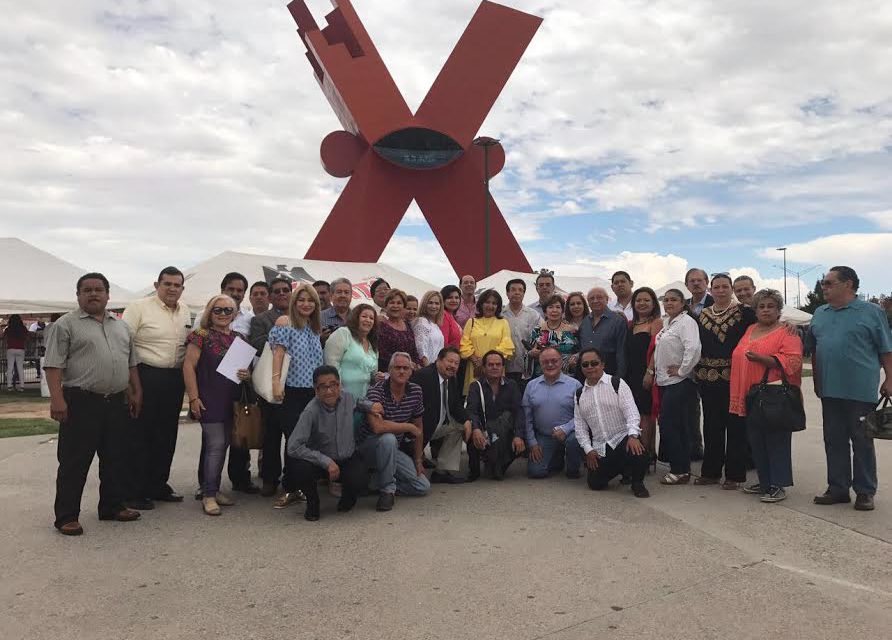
[
  {"x1": 414, "y1": 290, "x2": 446, "y2": 367},
  {"x1": 653, "y1": 288, "x2": 701, "y2": 486}
]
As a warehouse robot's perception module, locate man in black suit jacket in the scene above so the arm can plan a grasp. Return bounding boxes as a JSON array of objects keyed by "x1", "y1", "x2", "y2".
[
  {"x1": 682, "y1": 267, "x2": 710, "y2": 461},
  {"x1": 411, "y1": 347, "x2": 472, "y2": 483}
]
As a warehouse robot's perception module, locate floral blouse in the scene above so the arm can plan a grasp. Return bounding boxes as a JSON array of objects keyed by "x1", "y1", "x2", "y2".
[
  {"x1": 185, "y1": 327, "x2": 242, "y2": 423},
  {"x1": 527, "y1": 320, "x2": 579, "y2": 377},
  {"x1": 268, "y1": 324, "x2": 323, "y2": 388}
]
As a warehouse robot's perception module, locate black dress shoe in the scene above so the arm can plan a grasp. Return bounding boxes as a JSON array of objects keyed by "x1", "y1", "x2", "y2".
[
  {"x1": 466, "y1": 471, "x2": 480, "y2": 483},
  {"x1": 376, "y1": 492, "x2": 395, "y2": 511},
  {"x1": 304, "y1": 502, "x2": 321, "y2": 521},
  {"x1": 430, "y1": 471, "x2": 466, "y2": 484},
  {"x1": 232, "y1": 483, "x2": 261, "y2": 494},
  {"x1": 125, "y1": 498, "x2": 155, "y2": 511},
  {"x1": 854, "y1": 493, "x2": 875, "y2": 511},
  {"x1": 632, "y1": 483, "x2": 650, "y2": 498},
  {"x1": 337, "y1": 495, "x2": 357, "y2": 512},
  {"x1": 422, "y1": 457, "x2": 436, "y2": 469},
  {"x1": 814, "y1": 490, "x2": 851, "y2": 505},
  {"x1": 152, "y1": 492, "x2": 184, "y2": 502}
]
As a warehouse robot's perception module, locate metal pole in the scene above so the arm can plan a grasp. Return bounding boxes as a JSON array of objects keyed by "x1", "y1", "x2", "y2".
[
  {"x1": 777, "y1": 247, "x2": 787, "y2": 306},
  {"x1": 483, "y1": 145, "x2": 490, "y2": 278}
]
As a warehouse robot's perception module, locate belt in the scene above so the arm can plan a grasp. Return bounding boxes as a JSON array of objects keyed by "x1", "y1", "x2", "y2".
[{"x1": 63, "y1": 387, "x2": 126, "y2": 401}]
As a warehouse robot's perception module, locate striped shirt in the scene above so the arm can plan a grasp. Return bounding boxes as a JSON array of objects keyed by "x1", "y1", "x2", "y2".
[
  {"x1": 574, "y1": 374, "x2": 641, "y2": 456},
  {"x1": 43, "y1": 310, "x2": 138, "y2": 394},
  {"x1": 358, "y1": 380, "x2": 424, "y2": 444}
]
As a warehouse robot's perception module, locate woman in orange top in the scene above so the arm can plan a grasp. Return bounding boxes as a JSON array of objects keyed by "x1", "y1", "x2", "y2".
[{"x1": 729, "y1": 289, "x2": 803, "y2": 503}]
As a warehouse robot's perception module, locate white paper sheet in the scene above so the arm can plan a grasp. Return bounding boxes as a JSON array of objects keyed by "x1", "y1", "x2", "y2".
[{"x1": 216, "y1": 336, "x2": 257, "y2": 383}]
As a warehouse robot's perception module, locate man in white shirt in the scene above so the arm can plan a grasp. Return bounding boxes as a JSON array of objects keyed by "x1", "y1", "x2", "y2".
[
  {"x1": 608, "y1": 271, "x2": 634, "y2": 321},
  {"x1": 574, "y1": 347, "x2": 650, "y2": 498}
]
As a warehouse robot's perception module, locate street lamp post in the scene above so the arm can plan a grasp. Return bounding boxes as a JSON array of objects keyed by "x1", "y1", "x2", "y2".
[
  {"x1": 473, "y1": 136, "x2": 500, "y2": 278},
  {"x1": 776, "y1": 247, "x2": 787, "y2": 305}
]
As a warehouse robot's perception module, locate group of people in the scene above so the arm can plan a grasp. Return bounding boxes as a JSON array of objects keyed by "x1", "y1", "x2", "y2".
[{"x1": 44, "y1": 264, "x2": 891, "y2": 534}]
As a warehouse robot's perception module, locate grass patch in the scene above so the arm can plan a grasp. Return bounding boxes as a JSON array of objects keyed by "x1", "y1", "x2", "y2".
[
  {"x1": 0, "y1": 418, "x2": 58, "y2": 438},
  {"x1": 0, "y1": 389, "x2": 47, "y2": 404}
]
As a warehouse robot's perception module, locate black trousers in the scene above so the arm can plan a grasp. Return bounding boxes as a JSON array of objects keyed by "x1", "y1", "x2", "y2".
[
  {"x1": 586, "y1": 437, "x2": 649, "y2": 489},
  {"x1": 54, "y1": 389, "x2": 129, "y2": 528},
  {"x1": 262, "y1": 386, "x2": 313, "y2": 491},
  {"x1": 287, "y1": 453, "x2": 367, "y2": 507},
  {"x1": 699, "y1": 383, "x2": 747, "y2": 482},
  {"x1": 196, "y1": 442, "x2": 252, "y2": 489},
  {"x1": 129, "y1": 364, "x2": 185, "y2": 499},
  {"x1": 685, "y1": 385, "x2": 704, "y2": 456}
]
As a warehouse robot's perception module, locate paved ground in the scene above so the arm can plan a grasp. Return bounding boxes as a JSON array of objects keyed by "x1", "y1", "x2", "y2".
[{"x1": 2, "y1": 384, "x2": 890, "y2": 640}]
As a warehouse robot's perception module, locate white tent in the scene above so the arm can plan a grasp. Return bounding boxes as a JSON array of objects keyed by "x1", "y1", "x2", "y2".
[
  {"x1": 0, "y1": 238, "x2": 134, "y2": 315},
  {"x1": 133, "y1": 250, "x2": 440, "y2": 312},
  {"x1": 781, "y1": 305, "x2": 812, "y2": 326}
]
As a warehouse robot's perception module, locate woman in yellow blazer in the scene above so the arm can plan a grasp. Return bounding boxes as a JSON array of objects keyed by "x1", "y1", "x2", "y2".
[{"x1": 459, "y1": 289, "x2": 515, "y2": 394}]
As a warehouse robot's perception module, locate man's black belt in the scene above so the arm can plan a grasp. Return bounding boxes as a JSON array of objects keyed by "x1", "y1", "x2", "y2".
[{"x1": 63, "y1": 387, "x2": 126, "y2": 401}]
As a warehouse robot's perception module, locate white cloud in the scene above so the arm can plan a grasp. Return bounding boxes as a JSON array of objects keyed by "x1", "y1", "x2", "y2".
[
  {"x1": 758, "y1": 233, "x2": 892, "y2": 296},
  {"x1": 0, "y1": 0, "x2": 890, "y2": 294}
]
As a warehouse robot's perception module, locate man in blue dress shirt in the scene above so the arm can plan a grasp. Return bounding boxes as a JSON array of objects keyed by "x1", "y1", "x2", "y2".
[
  {"x1": 808, "y1": 266, "x2": 892, "y2": 512},
  {"x1": 522, "y1": 346, "x2": 583, "y2": 478}
]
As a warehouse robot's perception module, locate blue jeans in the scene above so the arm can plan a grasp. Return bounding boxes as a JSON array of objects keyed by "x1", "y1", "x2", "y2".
[
  {"x1": 527, "y1": 431, "x2": 583, "y2": 478},
  {"x1": 200, "y1": 422, "x2": 229, "y2": 496},
  {"x1": 358, "y1": 433, "x2": 430, "y2": 496},
  {"x1": 659, "y1": 380, "x2": 696, "y2": 475},
  {"x1": 747, "y1": 421, "x2": 793, "y2": 490},
  {"x1": 821, "y1": 398, "x2": 877, "y2": 496}
]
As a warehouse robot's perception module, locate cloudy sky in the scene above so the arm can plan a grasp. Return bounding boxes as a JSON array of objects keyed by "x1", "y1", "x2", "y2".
[{"x1": 2, "y1": 0, "x2": 890, "y2": 301}]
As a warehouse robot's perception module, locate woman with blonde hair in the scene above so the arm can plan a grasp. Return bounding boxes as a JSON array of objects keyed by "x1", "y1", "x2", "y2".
[
  {"x1": 414, "y1": 290, "x2": 446, "y2": 366},
  {"x1": 183, "y1": 295, "x2": 251, "y2": 515},
  {"x1": 267, "y1": 283, "x2": 323, "y2": 509}
]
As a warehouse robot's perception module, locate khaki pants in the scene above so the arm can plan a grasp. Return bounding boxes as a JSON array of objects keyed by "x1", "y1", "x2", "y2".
[{"x1": 430, "y1": 419, "x2": 465, "y2": 472}]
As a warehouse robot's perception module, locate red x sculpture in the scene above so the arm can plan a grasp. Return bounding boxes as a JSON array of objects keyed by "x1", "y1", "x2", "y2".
[{"x1": 287, "y1": 0, "x2": 541, "y2": 278}]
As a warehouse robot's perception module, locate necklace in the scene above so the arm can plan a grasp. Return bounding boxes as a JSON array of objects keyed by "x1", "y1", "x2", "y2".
[
  {"x1": 710, "y1": 303, "x2": 735, "y2": 317},
  {"x1": 545, "y1": 320, "x2": 562, "y2": 330}
]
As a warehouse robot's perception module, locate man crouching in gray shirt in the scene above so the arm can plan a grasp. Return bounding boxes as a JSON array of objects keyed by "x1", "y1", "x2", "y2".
[{"x1": 285, "y1": 365, "x2": 382, "y2": 521}]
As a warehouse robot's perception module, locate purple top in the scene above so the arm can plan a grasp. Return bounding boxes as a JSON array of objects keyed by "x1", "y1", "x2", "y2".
[
  {"x1": 377, "y1": 320, "x2": 421, "y2": 372},
  {"x1": 186, "y1": 328, "x2": 241, "y2": 423}
]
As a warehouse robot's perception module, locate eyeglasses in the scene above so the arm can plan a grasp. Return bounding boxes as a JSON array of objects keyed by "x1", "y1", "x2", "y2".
[
  {"x1": 820, "y1": 279, "x2": 841, "y2": 287},
  {"x1": 580, "y1": 360, "x2": 602, "y2": 369},
  {"x1": 315, "y1": 382, "x2": 340, "y2": 392},
  {"x1": 211, "y1": 307, "x2": 235, "y2": 316},
  {"x1": 272, "y1": 287, "x2": 291, "y2": 295}
]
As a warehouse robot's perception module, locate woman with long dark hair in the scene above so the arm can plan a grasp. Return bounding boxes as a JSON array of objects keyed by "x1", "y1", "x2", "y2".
[
  {"x1": 4, "y1": 314, "x2": 29, "y2": 391},
  {"x1": 459, "y1": 289, "x2": 514, "y2": 394},
  {"x1": 625, "y1": 287, "x2": 663, "y2": 456}
]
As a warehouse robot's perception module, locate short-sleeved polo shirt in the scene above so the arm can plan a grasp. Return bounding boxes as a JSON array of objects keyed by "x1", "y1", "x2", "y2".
[
  {"x1": 43, "y1": 310, "x2": 137, "y2": 394},
  {"x1": 358, "y1": 380, "x2": 424, "y2": 444},
  {"x1": 808, "y1": 299, "x2": 892, "y2": 403}
]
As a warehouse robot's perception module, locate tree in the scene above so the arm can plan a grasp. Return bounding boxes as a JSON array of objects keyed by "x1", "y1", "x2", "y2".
[{"x1": 800, "y1": 276, "x2": 826, "y2": 314}]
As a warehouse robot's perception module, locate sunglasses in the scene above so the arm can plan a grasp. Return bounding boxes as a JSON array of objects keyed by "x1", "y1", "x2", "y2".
[
  {"x1": 211, "y1": 307, "x2": 235, "y2": 316},
  {"x1": 580, "y1": 360, "x2": 602, "y2": 369},
  {"x1": 272, "y1": 287, "x2": 291, "y2": 295}
]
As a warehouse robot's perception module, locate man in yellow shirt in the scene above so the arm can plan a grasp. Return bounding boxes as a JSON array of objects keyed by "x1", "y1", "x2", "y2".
[{"x1": 122, "y1": 266, "x2": 191, "y2": 509}]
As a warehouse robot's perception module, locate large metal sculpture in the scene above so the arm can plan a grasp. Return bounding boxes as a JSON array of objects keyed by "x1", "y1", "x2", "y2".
[{"x1": 288, "y1": 0, "x2": 541, "y2": 278}]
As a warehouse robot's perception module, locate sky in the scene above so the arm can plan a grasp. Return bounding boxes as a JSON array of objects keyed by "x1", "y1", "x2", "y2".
[{"x1": 2, "y1": 0, "x2": 891, "y2": 303}]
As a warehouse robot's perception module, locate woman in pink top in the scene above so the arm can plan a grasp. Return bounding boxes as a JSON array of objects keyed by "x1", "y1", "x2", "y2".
[{"x1": 729, "y1": 289, "x2": 803, "y2": 503}]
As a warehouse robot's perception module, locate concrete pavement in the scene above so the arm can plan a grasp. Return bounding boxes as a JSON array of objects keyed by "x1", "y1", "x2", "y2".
[{"x1": 1, "y1": 384, "x2": 890, "y2": 639}]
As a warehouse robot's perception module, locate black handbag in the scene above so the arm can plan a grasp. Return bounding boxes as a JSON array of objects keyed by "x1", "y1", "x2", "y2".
[
  {"x1": 863, "y1": 397, "x2": 892, "y2": 440},
  {"x1": 744, "y1": 356, "x2": 806, "y2": 433}
]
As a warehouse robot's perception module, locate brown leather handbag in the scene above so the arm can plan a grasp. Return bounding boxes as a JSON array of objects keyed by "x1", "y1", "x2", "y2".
[{"x1": 232, "y1": 384, "x2": 264, "y2": 449}]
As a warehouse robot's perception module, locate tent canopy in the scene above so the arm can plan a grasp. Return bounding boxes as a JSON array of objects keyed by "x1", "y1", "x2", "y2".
[
  {"x1": 476, "y1": 269, "x2": 612, "y2": 305},
  {"x1": 134, "y1": 251, "x2": 439, "y2": 312},
  {"x1": 0, "y1": 238, "x2": 134, "y2": 315}
]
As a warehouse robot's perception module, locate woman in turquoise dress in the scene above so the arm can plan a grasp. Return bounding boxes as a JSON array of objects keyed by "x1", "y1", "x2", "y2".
[{"x1": 323, "y1": 303, "x2": 383, "y2": 401}]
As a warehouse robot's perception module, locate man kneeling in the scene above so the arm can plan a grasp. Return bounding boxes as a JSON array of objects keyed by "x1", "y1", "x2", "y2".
[
  {"x1": 574, "y1": 348, "x2": 650, "y2": 498},
  {"x1": 358, "y1": 352, "x2": 431, "y2": 511},
  {"x1": 285, "y1": 366, "x2": 380, "y2": 521}
]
